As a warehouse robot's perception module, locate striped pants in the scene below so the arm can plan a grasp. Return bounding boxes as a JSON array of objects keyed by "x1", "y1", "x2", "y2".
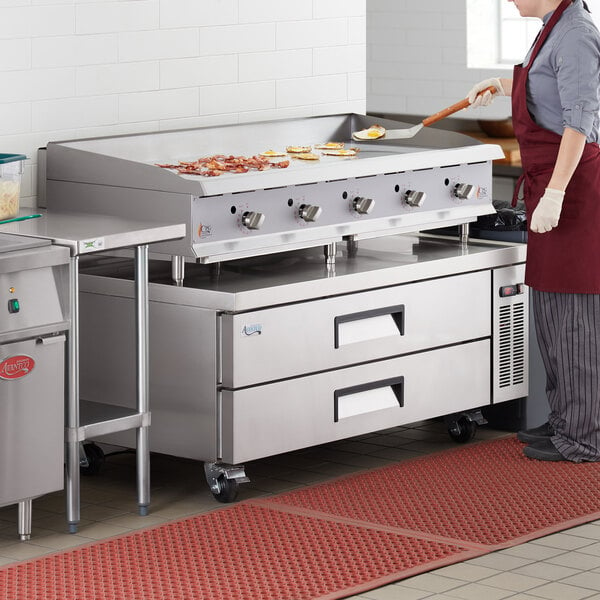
[{"x1": 532, "y1": 290, "x2": 600, "y2": 462}]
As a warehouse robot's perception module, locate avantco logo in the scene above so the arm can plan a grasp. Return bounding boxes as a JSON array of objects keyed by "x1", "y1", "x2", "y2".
[
  {"x1": 242, "y1": 323, "x2": 262, "y2": 336},
  {"x1": 0, "y1": 355, "x2": 35, "y2": 380}
]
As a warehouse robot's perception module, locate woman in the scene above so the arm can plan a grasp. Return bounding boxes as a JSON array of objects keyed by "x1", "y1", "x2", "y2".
[{"x1": 468, "y1": 0, "x2": 600, "y2": 461}]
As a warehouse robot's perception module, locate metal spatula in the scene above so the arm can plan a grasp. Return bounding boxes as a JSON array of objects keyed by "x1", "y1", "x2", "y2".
[{"x1": 352, "y1": 85, "x2": 497, "y2": 141}]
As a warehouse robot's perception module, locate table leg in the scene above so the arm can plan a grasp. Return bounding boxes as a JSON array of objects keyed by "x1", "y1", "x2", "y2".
[
  {"x1": 135, "y1": 245, "x2": 150, "y2": 515},
  {"x1": 66, "y1": 255, "x2": 80, "y2": 533}
]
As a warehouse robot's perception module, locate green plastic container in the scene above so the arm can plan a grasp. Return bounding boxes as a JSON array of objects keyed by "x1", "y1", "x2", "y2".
[{"x1": 0, "y1": 154, "x2": 26, "y2": 221}]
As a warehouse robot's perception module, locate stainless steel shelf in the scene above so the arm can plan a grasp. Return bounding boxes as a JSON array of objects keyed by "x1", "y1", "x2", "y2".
[{"x1": 79, "y1": 400, "x2": 147, "y2": 439}]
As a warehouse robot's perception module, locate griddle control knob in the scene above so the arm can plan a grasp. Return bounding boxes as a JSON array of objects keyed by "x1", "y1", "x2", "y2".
[
  {"x1": 241, "y1": 211, "x2": 265, "y2": 230},
  {"x1": 352, "y1": 197, "x2": 375, "y2": 215},
  {"x1": 453, "y1": 183, "x2": 477, "y2": 200},
  {"x1": 299, "y1": 204, "x2": 322, "y2": 222},
  {"x1": 404, "y1": 190, "x2": 426, "y2": 207}
]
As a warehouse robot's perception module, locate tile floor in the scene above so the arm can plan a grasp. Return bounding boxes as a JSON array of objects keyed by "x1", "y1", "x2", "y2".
[{"x1": 2, "y1": 420, "x2": 600, "y2": 600}]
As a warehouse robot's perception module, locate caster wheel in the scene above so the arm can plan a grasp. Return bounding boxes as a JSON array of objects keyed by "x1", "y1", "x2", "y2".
[
  {"x1": 81, "y1": 443, "x2": 105, "y2": 476},
  {"x1": 212, "y1": 475, "x2": 239, "y2": 503},
  {"x1": 448, "y1": 417, "x2": 477, "y2": 443}
]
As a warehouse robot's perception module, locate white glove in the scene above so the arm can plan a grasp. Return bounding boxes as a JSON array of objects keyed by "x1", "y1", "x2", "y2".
[
  {"x1": 467, "y1": 77, "x2": 505, "y2": 108},
  {"x1": 530, "y1": 188, "x2": 565, "y2": 233}
]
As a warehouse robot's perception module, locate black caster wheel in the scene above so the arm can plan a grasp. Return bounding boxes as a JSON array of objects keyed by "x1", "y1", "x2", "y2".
[
  {"x1": 212, "y1": 475, "x2": 239, "y2": 503},
  {"x1": 81, "y1": 442, "x2": 105, "y2": 476},
  {"x1": 447, "y1": 417, "x2": 477, "y2": 443}
]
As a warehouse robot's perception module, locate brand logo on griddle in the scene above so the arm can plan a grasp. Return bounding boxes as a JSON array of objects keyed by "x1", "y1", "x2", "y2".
[
  {"x1": 197, "y1": 223, "x2": 212, "y2": 238},
  {"x1": 0, "y1": 355, "x2": 35, "y2": 380},
  {"x1": 242, "y1": 324, "x2": 262, "y2": 336}
]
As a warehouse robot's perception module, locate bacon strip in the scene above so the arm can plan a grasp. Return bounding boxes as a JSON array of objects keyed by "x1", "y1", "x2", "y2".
[{"x1": 156, "y1": 154, "x2": 289, "y2": 177}]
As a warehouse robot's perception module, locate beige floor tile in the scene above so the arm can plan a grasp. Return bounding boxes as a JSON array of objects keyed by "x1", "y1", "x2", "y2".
[
  {"x1": 559, "y1": 572, "x2": 600, "y2": 592},
  {"x1": 28, "y1": 532, "x2": 95, "y2": 551},
  {"x1": 0, "y1": 542, "x2": 54, "y2": 561},
  {"x1": 441, "y1": 582, "x2": 514, "y2": 599},
  {"x1": 101, "y1": 513, "x2": 167, "y2": 530},
  {"x1": 74, "y1": 521, "x2": 132, "y2": 540},
  {"x1": 578, "y1": 543, "x2": 600, "y2": 557},
  {"x1": 523, "y1": 582, "x2": 597, "y2": 600},
  {"x1": 566, "y1": 524, "x2": 600, "y2": 540},
  {"x1": 513, "y1": 561, "x2": 581, "y2": 581},
  {"x1": 531, "y1": 533, "x2": 596, "y2": 551},
  {"x1": 400, "y1": 573, "x2": 465, "y2": 594},
  {"x1": 547, "y1": 551, "x2": 600, "y2": 570},
  {"x1": 501, "y1": 543, "x2": 567, "y2": 561},
  {"x1": 467, "y1": 552, "x2": 535, "y2": 571},
  {"x1": 431, "y1": 563, "x2": 501, "y2": 582},
  {"x1": 479, "y1": 572, "x2": 548, "y2": 592},
  {"x1": 361, "y1": 585, "x2": 432, "y2": 599}
]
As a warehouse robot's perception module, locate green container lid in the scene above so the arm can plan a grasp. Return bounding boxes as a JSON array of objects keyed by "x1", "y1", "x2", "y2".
[{"x1": 0, "y1": 154, "x2": 27, "y2": 164}]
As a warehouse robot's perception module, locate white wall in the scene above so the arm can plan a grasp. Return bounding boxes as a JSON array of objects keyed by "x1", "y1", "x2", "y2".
[
  {"x1": 367, "y1": 0, "x2": 513, "y2": 121},
  {"x1": 0, "y1": 0, "x2": 366, "y2": 207}
]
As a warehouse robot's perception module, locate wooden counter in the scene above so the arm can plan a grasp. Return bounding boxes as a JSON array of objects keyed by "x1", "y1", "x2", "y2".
[{"x1": 462, "y1": 132, "x2": 521, "y2": 166}]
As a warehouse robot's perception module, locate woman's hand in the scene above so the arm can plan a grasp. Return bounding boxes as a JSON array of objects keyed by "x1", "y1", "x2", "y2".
[
  {"x1": 530, "y1": 188, "x2": 565, "y2": 233},
  {"x1": 467, "y1": 78, "x2": 511, "y2": 107}
]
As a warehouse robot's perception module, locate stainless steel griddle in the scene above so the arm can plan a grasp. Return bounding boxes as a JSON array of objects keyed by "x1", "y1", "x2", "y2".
[{"x1": 45, "y1": 114, "x2": 503, "y2": 271}]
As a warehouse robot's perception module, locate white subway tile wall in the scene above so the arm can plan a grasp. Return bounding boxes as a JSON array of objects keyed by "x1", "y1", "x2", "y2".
[
  {"x1": 367, "y1": 0, "x2": 513, "y2": 121},
  {"x1": 0, "y1": 0, "x2": 366, "y2": 207}
]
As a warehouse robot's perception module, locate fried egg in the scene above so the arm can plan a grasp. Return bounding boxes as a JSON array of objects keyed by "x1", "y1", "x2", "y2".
[
  {"x1": 321, "y1": 148, "x2": 358, "y2": 157},
  {"x1": 292, "y1": 152, "x2": 320, "y2": 161},
  {"x1": 353, "y1": 125, "x2": 386, "y2": 140},
  {"x1": 314, "y1": 142, "x2": 345, "y2": 150},
  {"x1": 260, "y1": 150, "x2": 287, "y2": 157},
  {"x1": 286, "y1": 145, "x2": 312, "y2": 153}
]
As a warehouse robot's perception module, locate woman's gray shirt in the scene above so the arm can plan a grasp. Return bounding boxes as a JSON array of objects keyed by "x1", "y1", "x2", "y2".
[{"x1": 523, "y1": 0, "x2": 600, "y2": 142}]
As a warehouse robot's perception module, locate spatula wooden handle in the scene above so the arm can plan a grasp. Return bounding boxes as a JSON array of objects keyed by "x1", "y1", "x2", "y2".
[{"x1": 422, "y1": 85, "x2": 497, "y2": 127}]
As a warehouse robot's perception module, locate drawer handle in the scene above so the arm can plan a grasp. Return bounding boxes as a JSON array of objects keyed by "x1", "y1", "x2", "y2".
[
  {"x1": 334, "y1": 376, "x2": 404, "y2": 422},
  {"x1": 334, "y1": 304, "x2": 405, "y2": 348}
]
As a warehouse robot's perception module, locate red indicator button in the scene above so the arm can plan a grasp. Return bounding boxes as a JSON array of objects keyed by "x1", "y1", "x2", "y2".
[{"x1": 499, "y1": 285, "x2": 521, "y2": 297}]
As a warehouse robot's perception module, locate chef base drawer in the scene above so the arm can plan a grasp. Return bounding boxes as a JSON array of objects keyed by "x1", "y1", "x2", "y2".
[
  {"x1": 223, "y1": 270, "x2": 491, "y2": 387},
  {"x1": 221, "y1": 339, "x2": 490, "y2": 464}
]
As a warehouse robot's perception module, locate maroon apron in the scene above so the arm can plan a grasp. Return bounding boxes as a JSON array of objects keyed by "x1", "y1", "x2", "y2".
[{"x1": 512, "y1": 0, "x2": 600, "y2": 293}]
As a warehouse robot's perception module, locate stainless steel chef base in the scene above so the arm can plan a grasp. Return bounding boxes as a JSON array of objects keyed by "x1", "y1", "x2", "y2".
[
  {"x1": 0, "y1": 233, "x2": 70, "y2": 539},
  {"x1": 77, "y1": 234, "x2": 527, "y2": 498}
]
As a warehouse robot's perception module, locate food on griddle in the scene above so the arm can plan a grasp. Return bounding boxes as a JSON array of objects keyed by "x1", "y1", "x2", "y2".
[
  {"x1": 156, "y1": 154, "x2": 289, "y2": 177},
  {"x1": 260, "y1": 150, "x2": 287, "y2": 157},
  {"x1": 286, "y1": 145, "x2": 312, "y2": 154},
  {"x1": 292, "y1": 152, "x2": 320, "y2": 161},
  {"x1": 352, "y1": 124, "x2": 386, "y2": 140},
  {"x1": 321, "y1": 148, "x2": 358, "y2": 157},
  {"x1": 314, "y1": 142, "x2": 344, "y2": 150}
]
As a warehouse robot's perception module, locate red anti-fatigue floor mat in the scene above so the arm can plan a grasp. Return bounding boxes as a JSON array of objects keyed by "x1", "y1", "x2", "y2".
[
  {"x1": 0, "y1": 503, "x2": 480, "y2": 600},
  {"x1": 265, "y1": 436, "x2": 600, "y2": 549}
]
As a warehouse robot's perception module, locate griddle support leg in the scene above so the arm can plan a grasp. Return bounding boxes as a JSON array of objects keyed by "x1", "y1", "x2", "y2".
[
  {"x1": 324, "y1": 242, "x2": 337, "y2": 269},
  {"x1": 172, "y1": 255, "x2": 185, "y2": 286},
  {"x1": 460, "y1": 223, "x2": 470, "y2": 245}
]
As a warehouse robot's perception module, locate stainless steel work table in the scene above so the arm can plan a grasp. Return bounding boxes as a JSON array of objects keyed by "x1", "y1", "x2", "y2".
[{"x1": 0, "y1": 210, "x2": 186, "y2": 533}]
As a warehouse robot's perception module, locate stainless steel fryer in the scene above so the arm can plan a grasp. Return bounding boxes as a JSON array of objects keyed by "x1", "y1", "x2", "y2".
[{"x1": 0, "y1": 232, "x2": 69, "y2": 539}]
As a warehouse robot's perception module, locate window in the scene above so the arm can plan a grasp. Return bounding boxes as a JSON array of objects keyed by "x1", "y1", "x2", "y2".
[
  {"x1": 498, "y1": 2, "x2": 540, "y2": 64},
  {"x1": 466, "y1": 0, "x2": 538, "y2": 69}
]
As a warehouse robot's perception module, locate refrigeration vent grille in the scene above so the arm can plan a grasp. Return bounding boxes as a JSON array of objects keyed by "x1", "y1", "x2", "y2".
[{"x1": 498, "y1": 302, "x2": 526, "y2": 388}]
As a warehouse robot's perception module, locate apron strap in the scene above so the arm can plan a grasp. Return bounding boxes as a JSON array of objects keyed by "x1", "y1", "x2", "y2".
[
  {"x1": 527, "y1": 0, "x2": 572, "y2": 66},
  {"x1": 512, "y1": 173, "x2": 526, "y2": 208}
]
